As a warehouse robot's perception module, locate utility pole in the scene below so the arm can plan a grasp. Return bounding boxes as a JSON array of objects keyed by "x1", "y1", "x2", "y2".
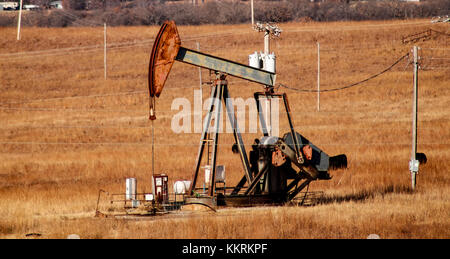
[
  {"x1": 251, "y1": 0, "x2": 254, "y2": 26},
  {"x1": 317, "y1": 42, "x2": 320, "y2": 111},
  {"x1": 409, "y1": 46, "x2": 419, "y2": 190},
  {"x1": 253, "y1": 23, "x2": 282, "y2": 136},
  {"x1": 197, "y1": 42, "x2": 202, "y2": 102},
  {"x1": 104, "y1": 23, "x2": 107, "y2": 80},
  {"x1": 17, "y1": 0, "x2": 23, "y2": 41}
]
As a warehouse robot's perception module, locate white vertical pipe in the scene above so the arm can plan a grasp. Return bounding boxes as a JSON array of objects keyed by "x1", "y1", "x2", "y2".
[
  {"x1": 194, "y1": 42, "x2": 203, "y2": 134},
  {"x1": 104, "y1": 23, "x2": 107, "y2": 80},
  {"x1": 410, "y1": 45, "x2": 419, "y2": 190},
  {"x1": 251, "y1": 0, "x2": 254, "y2": 26},
  {"x1": 197, "y1": 42, "x2": 202, "y2": 104},
  {"x1": 17, "y1": 0, "x2": 23, "y2": 41},
  {"x1": 264, "y1": 31, "x2": 270, "y2": 55}
]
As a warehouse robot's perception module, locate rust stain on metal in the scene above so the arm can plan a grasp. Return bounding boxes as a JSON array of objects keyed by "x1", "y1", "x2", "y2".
[
  {"x1": 272, "y1": 147, "x2": 286, "y2": 167},
  {"x1": 302, "y1": 145, "x2": 313, "y2": 161},
  {"x1": 148, "y1": 20, "x2": 181, "y2": 98}
]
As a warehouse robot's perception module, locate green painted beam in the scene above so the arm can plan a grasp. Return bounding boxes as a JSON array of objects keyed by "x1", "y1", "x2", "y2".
[{"x1": 176, "y1": 47, "x2": 276, "y2": 87}]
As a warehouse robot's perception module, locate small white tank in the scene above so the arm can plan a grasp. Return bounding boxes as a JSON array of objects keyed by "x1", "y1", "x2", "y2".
[
  {"x1": 204, "y1": 165, "x2": 225, "y2": 184},
  {"x1": 173, "y1": 180, "x2": 192, "y2": 194},
  {"x1": 125, "y1": 178, "x2": 137, "y2": 200},
  {"x1": 263, "y1": 53, "x2": 276, "y2": 73},
  {"x1": 204, "y1": 165, "x2": 211, "y2": 184},
  {"x1": 249, "y1": 52, "x2": 262, "y2": 69}
]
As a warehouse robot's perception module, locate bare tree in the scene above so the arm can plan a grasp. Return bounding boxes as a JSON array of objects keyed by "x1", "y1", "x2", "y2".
[
  {"x1": 27, "y1": 0, "x2": 51, "y2": 7},
  {"x1": 62, "y1": 0, "x2": 87, "y2": 10}
]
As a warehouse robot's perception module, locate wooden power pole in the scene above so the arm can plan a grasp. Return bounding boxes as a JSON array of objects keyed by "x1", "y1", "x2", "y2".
[
  {"x1": 317, "y1": 42, "x2": 320, "y2": 111},
  {"x1": 17, "y1": 0, "x2": 23, "y2": 41},
  {"x1": 409, "y1": 46, "x2": 419, "y2": 190}
]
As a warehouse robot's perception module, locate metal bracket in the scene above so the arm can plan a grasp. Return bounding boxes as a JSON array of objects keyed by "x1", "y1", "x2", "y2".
[{"x1": 409, "y1": 159, "x2": 419, "y2": 173}]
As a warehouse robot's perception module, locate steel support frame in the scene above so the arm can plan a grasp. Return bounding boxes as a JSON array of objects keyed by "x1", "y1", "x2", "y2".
[
  {"x1": 188, "y1": 74, "x2": 252, "y2": 196},
  {"x1": 254, "y1": 92, "x2": 302, "y2": 161},
  {"x1": 176, "y1": 47, "x2": 276, "y2": 87},
  {"x1": 242, "y1": 92, "x2": 303, "y2": 187},
  {"x1": 188, "y1": 85, "x2": 312, "y2": 202},
  {"x1": 234, "y1": 92, "x2": 308, "y2": 198}
]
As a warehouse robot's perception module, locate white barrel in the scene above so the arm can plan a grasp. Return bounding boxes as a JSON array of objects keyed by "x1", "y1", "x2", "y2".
[
  {"x1": 125, "y1": 178, "x2": 137, "y2": 200},
  {"x1": 183, "y1": 180, "x2": 191, "y2": 192},
  {"x1": 204, "y1": 165, "x2": 225, "y2": 184},
  {"x1": 263, "y1": 53, "x2": 276, "y2": 73},
  {"x1": 173, "y1": 181, "x2": 184, "y2": 194},
  {"x1": 173, "y1": 180, "x2": 192, "y2": 194},
  {"x1": 249, "y1": 52, "x2": 262, "y2": 69},
  {"x1": 204, "y1": 165, "x2": 211, "y2": 184}
]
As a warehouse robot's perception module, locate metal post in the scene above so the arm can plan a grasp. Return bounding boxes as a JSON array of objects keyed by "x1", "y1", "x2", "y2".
[
  {"x1": 192, "y1": 42, "x2": 203, "y2": 134},
  {"x1": 197, "y1": 42, "x2": 202, "y2": 105},
  {"x1": 282, "y1": 93, "x2": 302, "y2": 162},
  {"x1": 17, "y1": 0, "x2": 23, "y2": 41},
  {"x1": 209, "y1": 77, "x2": 224, "y2": 196},
  {"x1": 264, "y1": 30, "x2": 270, "y2": 55},
  {"x1": 251, "y1": 0, "x2": 254, "y2": 26},
  {"x1": 254, "y1": 93, "x2": 269, "y2": 137},
  {"x1": 410, "y1": 46, "x2": 419, "y2": 190},
  {"x1": 151, "y1": 120, "x2": 155, "y2": 179},
  {"x1": 317, "y1": 42, "x2": 320, "y2": 111},
  {"x1": 263, "y1": 29, "x2": 271, "y2": 135},
  {"x1": 223, "y1": 85, "x2": 252, "y2": 184},
  {"x1": 265, "y1": 97, "x2": 271, "y2": 136},
  {"x1": 189, "y1": 86, "x2": 218, "y2": 195},
  {"x1": 104, "y1": 23, "x2": 107, "y2": 80}
]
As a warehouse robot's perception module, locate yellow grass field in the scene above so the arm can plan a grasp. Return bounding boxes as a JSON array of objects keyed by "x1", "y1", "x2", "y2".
[{"x1": 0, "y1": 19, "x2": 449, "y2": 239}]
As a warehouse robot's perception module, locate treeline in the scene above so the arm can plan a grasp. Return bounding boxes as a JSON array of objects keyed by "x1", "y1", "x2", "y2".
[{"x1": 1, "y1": 0, "x2": 449, "y2": 27}]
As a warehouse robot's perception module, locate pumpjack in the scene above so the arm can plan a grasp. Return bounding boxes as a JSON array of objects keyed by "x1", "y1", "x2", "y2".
[{"x1": 148, "y1": 21, "x2": 347, "y2": 208}]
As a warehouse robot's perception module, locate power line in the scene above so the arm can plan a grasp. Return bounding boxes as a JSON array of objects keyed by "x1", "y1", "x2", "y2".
[
  {"x1": 0, "y1": 84, "x2": 204, "y2": 106},
  {"x1": 0, "y1": 40, "x2": 153, "y2": 60},
  {"x1": 429, "y1": 29, "x2": 450, "y2": 37},
  {"x1": 2, "y1": 49, "x2": 444, "y2": 106},
  {"x1": 0, "y1": 90, "x2": 146, "y2": 106},
  {"x1": 420, "y1": 47, "x2": 450, "y2": 50},
  {"x1": 278, "y1": 52, "x2": 410, "y2": 93},
  {"x1": 51, "y1": 10, "x2": 100, "y2": 27},
  {"x1": 0, "y1": 141, "x2": 446, "y2": 146},
  {"x1": 284, "y1": 21, "x2": 432, "y2": 34},
  {"x1": 1, "y1": 20, "x2": 435, "y2": 60},
  {"x1": 0, "y1": 125, "x2": 442, "y2": 130},
  {"x1": 0, "y1": 106, "x2": 431, "y2": 115},
  {"x1": 0, "y1": 30, "x2": 247, "y2": 60},
  {"x1": 421, "y1": 67, "x2": 450, "y2": 71}
]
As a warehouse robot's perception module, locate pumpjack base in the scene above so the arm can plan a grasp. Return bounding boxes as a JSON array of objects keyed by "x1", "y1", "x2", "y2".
[
  {"x1": 184, "y1": 194, "x2": 287, "y2": 210},
  {"x1": 217, "y1": 194, "x2": 287, "y2": 207},
  {"x1": 184, "y1": 196, "x2": 218, "y2": 211}
]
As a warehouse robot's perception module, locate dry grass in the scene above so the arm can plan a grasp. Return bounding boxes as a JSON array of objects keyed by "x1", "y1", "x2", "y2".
[{"x1": 0, "y1": 19, "x2": 449, "y2": 239}]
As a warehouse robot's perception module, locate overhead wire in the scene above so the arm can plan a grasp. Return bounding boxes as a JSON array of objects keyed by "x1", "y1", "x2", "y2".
[
  {"x1": 429, "y1": 29, "x2": 450, "y2": 37},
  {"x1": 0, "y1": 106, "x2": 422, "y2": 114},
  {"x1": 0, "y1": 141, "x2": 446, "y2": 146},
  {"x1": 284, "y1": 20, "x2": 432, "y2": 34},
  {"x1": 277, "y1": 52, "x2": 411, "y2": 93},
  {"x1": 1, "y1": 23, "x2": 447, "y2": 127},
  {"x1": 0, "y1": 125, "x2": 442, "y2": 131},
  {"x1": 0, "y1": 18, "x2": 437, "y2": 60},
  {"x1": 2, "y1": 42, "x2": 445, "y2": 106}
]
